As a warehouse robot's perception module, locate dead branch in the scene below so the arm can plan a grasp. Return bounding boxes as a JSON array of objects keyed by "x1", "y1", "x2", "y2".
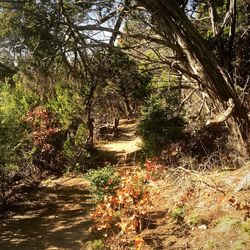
[
  {"x1": 206, "y1": 98, "x2": 235, "y2": 126},
  {"x1": 191, "y1": 179, "x2": 226, "y2": 195},
  {"x1": 180, "y1": 89, "x2": 196, "y2": 108}
]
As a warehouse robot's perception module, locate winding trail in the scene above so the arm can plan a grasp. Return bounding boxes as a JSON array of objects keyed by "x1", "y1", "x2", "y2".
[
  {"x1": 99, "y1": 120, "x2": 142, "y2": 163},
  {"x1": 0, "y1": 120, "x2": 141, "y2": 250}
]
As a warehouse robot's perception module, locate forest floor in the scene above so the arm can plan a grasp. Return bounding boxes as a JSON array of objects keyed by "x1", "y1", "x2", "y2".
[
  {"x1": 97, "y1": 120, "x2": 250, "y2": 249},
  {"x1": 138, "y1": 165, "x2": 250, "y2": 249},
  {"x1": 0, "y1": 120, "x2": 250, "y2": 249}
]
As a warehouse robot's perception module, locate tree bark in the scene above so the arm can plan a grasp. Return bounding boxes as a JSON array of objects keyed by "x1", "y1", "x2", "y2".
[
  {"x1": 137, "y1": 0, "x2": 250, "y2": 148},
  {"x1": 208, "y1": 0, "x2": 219, "y2": 35}
]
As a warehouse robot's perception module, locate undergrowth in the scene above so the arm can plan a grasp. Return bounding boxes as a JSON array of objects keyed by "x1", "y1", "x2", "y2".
[
  {"x1": 85, "y1": 165, "x2": 121, "y2": 202},
  {"x1": 87, "y1": 159, "x2": 163, "y2": 249}
]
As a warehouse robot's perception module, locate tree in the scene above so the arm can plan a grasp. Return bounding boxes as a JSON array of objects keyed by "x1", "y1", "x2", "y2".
[
  {"x1": 135, "y1": 0, "x2": 249, "y2": 147},
  {"x1": 105, "y1": 51, "x2": 151, "y2": 117},
  {"x1": 0, "y1": 0, "x2": 114, "y2": 147}
]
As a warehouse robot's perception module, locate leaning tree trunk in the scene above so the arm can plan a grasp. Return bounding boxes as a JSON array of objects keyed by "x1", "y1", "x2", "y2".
[{"x1": 137, "y1": 0, "x2": 250, "y2": 149}]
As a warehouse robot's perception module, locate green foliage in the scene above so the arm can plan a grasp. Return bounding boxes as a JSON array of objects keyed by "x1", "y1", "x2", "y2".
[
  {"x1": 138, "y1": 95, "x2": 185, "y2": 157},
  {"x1": 242, "y1": 219, "x2": 250, "y2": 236},
  {"x1": 90, "y1": 239, "x2": 105, "y2": 250},
  {"x1": 206, "y1": 29, "x2": 214, "y2": 40},
  {"x1": 170, "y1": 207, "x2": 185, "y2": 222},
  {"x1": 48, "y1": 83, "x2": 84, "y2": 130},
  {"x1": 85, "y1": 165, "x2": 121, "y2": 202},
  {"x1": 0, "y1": 82, "x2": 36, "y2": 168},
  {"x1": 104, "y1": 50, "x2": 152, "y2": 116},
  {"x1": 48, "y1": 83, "x2": 89, "y2": 171},
  {"x1": 186, "y1": 213, "x2": 201, "y2": 226},
  {"x1": 63, "y1": 124, "x2": 89, "y2": 171},
  {"x1": 0, "y1": 82, "x2": 37, "y2": 205}
]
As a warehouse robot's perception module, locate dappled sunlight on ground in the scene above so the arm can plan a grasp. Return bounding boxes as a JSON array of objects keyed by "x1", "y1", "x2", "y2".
[
  {"x1": 0, "y1": 177, "x2": 96, "y2": 250},
  {"x1": 101, "y1": 137, "x2": 142, "y2": 156},
  {"x1": 99, "y1": 119, "x2": 142, "y2": 159}
]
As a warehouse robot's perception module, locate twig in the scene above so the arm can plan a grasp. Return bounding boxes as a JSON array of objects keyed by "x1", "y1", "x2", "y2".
[{"x1": 191, "y1": 179, "x2": 226, "y2": 195}]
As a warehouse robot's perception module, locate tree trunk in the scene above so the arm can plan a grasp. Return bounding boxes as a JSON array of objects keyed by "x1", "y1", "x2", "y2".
[
  {"x1": 121, "y1": 85, "x2": 133, "y2": 117},
  {"x1": 137, "y1": 0, "x2": 250, "y2": 148},
  {"x1": 85, "y1": 84, "x2": 97, "y2": 148},
  {"x1": 113, "y1": 117, "x2": 120, "y2": 138},
  {"x1": 124, "y1": 95, "x2": 133, "y2": 117},
  {"x1": 87, "y1": 116, "x2": 94, "y2": 147}
]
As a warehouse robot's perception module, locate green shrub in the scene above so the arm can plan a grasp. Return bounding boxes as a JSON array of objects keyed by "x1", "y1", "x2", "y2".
[
  {"x1": 0, "y1": 82, "x2": 36, "y2": 167},
  {"x1": 242, "y1": 219, "x2": 250, "y2": 236},
  {"x1": 48, "y1": 83, "x2": 90, "y2": 172},
  {"x1": 48, "y1": 83, "x2": 84, "y2": 130},
  {"x1": 90, "y1": 239, "x2": 105, "y2": 250},
  {"x1": 170, "y1": 207, "x2": 185, "y2": 222},
  {"x1": 85, "y1": 165, "x2": 121, "y2": 202},
  {"x1": 186, "y1": 213, "x2": 201, "y2": 226},
  {"x1": 63, "y1": 123, "x2": 89, "y2": 172},
  {"x1": 0, "y1": 82, "x2": 37, "y2": 206},
  {"x1": 138, "y1": 96, "x2": 185, "y2": 157}
]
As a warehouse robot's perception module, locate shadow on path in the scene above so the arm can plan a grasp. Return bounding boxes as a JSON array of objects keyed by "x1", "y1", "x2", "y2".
[{"x1": 0, "y1": 177, "x2": 97, "y2": 250}]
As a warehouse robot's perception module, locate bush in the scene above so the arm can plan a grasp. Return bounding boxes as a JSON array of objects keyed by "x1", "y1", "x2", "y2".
[
  {"x1": 48, "y1": 83, "x2": 89, "y2": 171},
  {"x1": 0, "y1": 82, "x2": 36, "y2": 161},
  {"x1": 138, "y1": 96, "x2": 185, "y2": 157},
  {"x1": 25, "y1": 106, "x2": 64, "y2": 171},
  {"x1": 0, "y1": 82, "x2": 37, "y2": 207},
  {"x1": 186, "y1": 213, "x2": 201, "y2": 226},
  {"x1": 90, "y1": 239, "x2": 105, "y2": 250},
  {"x1": 63, "y1": 123, "x2": 89, "y2": 172},
  {"x1": 85, "y1": 165, "x2": 121, "y2": 202},
  {"x1": 48, "y1": 83, "x2": 84, "y2": 130},
  {"x1": 170, "y1": 207, "x2": 185, "y2": 222},
  {"x1": 89, "y1": 168, "x2": 153, "y2": 248},
  {"x1": 242, "y1": 219, "x2": 250, "y2": 236}
]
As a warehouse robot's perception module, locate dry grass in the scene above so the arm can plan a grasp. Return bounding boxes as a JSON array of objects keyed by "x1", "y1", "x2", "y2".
[{"x1": 137, "y1": 163, "x2": 250, "y2": 249}]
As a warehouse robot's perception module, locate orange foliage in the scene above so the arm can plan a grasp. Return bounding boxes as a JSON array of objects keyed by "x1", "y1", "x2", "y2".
[
  {"x1": 89, "y1": 158, "x2": 164, "y2": 248},
  {"x1": 25, "y1": 106, "x2": 60, "y2": 152},
  {"x1": 90, "y1": 171, "x2": 150, "y2": 235}
]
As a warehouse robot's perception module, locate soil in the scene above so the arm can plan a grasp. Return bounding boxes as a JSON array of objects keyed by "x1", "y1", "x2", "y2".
[
  {"x1": 0, "y1": 177, "x2": 96, "y2": 250},
  {"x1": 139, "y1": 166, "x2": 250, "y2": 249},
  {"x1": 98, "y1": 119, "x2": 142, "y2": 160}
]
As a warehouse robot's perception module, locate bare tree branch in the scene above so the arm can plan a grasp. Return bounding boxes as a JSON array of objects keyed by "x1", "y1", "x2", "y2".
[{"x1": 206, "y1": 98, "x2": 235, "y2": 126}]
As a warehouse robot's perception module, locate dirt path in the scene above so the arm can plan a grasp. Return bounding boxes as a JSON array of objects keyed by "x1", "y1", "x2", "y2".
[
  {"x1": 0, "y1": 120, "x2": 141, "y2": 250},
  {"x1": 99, "y1": 120, "x2": 142, "y2": 162},
  {"x1": 0, "y1": 177, "x2": 96, "y2": 250}
]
